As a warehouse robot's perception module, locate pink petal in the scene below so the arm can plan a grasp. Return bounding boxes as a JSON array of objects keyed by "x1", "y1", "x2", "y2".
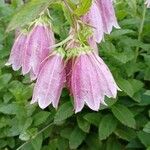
[
  {"x1": 6, "y1": 32, "x2": 27, "y2": 71},
  {"x1": 31, "y1": 53, "x2": 65, "y2": 109},
  {"x1": 97, "y1": 0, "x2": 120, "y2": 34},
  {"x1": 22, "y1": 24, "x2": 55, "y2": 79}
]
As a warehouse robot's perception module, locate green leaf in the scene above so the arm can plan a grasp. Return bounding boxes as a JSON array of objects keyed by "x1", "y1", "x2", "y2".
[
  {"x1": 111, "y1": 104, "x2": 136, "y2": 128},
  {"x1": 138, "y1": 131, "x2": 150, "y2": 147},
  {"x1": 33, "y1": 111, "x2": 51, "y2": 126},
  {"x1": 106, "y1": 137, "x2": 122, "y2": 150},
  {"x1": 99, "y1": 114, "x2": 117, "y2": 140},
  {"x1": 69, "y1": 126, "x2": 86, "y2": 149},
  {"x1": 143, "y1": 122, "x2": 150, "y2": 133},
  {"x1": 31, "y1": 134, "x2": 43, "y2": 150},
  {"x1": 74, "y1": 0, "x2": 92, "y2": 16},
  {"x1": 77, "y1": 117, "x2": 90, "y2": 133},
  {"x1": 83, "y1": 112, "x2": 102, "y2": 127},
  {"x1": 0, "y1": 73, "x2": 12, "y2": 90},
  {"x1": 117, "y1": 78, "x2": 134, "y2": 97},
  {"x1": 54, "y1": 101, "x2": 74, "y2": 123},
  {"x1": 60, "y1": 127, "x2": 73, "y2": 139},
  {"x1": 6, "y1": 0, "x2": 54, "y2": 32},
  {"x1": 115, "y1": 127, "x2": 136, "y2": 141}
]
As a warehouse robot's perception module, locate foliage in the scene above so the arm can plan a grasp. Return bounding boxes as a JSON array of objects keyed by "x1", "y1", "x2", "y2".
[{"x1": 0, "y1": 0, "x2": 150, "y2": 149}]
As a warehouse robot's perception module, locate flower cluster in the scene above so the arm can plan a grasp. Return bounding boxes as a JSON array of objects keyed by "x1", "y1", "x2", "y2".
[{"x1": 7, "y1": 0, "x2": 121, "y2": 113}]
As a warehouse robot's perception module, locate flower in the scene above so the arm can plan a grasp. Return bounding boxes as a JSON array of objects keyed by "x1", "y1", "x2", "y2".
[
  {"x1": 70, "y1": 49, "x2": 120, "y2": 113},
  {"x1": 82, "y1": 2, "x2": 104, "y2": 43},
  {"x1": 145, "y1": 0, "x2": 150, "y2": 7},
  {"x1": 82, "y1": 0, "x2": 120, "y2": 43},
  {"x1": 31, "y1": 50, "x2": 66, "y2": 109},
  {"x1": 6, "y1": 31, "x2": 27, "y2": 71},
  {"x1": 97, "y1": 0, "x2": 120, "y2": 34},
  {"x1": 22, "y1": 22, "x2": 55, "y2": 80}
]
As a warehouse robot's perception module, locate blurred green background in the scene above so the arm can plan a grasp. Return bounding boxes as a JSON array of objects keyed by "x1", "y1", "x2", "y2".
[{"x1": 0, "y1": 0, "x2": 150, "y2": 150}]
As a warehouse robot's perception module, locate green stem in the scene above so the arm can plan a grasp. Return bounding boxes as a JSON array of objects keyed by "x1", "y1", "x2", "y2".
[
  {"x1": 135, "y1": 6, "x2": 146, "y2": 62},
  {"x1": 16, "y1": 123, "x2": 53, "y2": 150}
]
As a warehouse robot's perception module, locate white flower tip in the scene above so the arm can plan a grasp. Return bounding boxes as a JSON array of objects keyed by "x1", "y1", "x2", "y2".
[{"x1": 5, "y1": 62, "x2": 11, "y2": 66}]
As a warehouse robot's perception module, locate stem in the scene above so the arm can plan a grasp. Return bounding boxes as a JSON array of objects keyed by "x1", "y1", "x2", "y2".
[
  {"x1": 16, "y1": 123, "x2": 53, "y2": 150},
  {"x1": 49, "y1": 35, "x2": 73, "y2": 49},
  {"x1": 135, "y1": 6, "x2": 146, "y2": 62}
]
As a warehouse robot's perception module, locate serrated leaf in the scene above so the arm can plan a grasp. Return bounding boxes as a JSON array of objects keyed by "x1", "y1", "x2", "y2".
[
  {"x1": 69, "y1": 126, "x2": 86, "y2": 149},
  {"x1": 111, "y1": 104, "x2": 136, "y2": 128},
  {"x1": 99, "y1": 114, "x2": 117, "y2": 140},
  {"x1": 77, "y1": 117, "x2": 90, "y2": 133},
  {"x1": 6, "y1": 0, "x2": 54, "y2": 32},
  {"x1": 54, "y1": 101, "x2": 74, "y2": 123},
  {"x1": 33, "y1": 111, "x2": 50, "y2": 126}
]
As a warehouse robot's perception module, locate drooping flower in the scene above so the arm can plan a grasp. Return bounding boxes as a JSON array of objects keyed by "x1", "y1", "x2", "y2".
[
  {"x1": 31, "y1": 49, "x2": 66, "y2": 109},
  {"x1": 6, "y1": 31, "x2": 27, "y2": 71},
  {"x1": 82, "y1": 2, "x2": 104, "y2": 43},
  {"x1": 97, "y1": 0, "x2": 120, "y2": 34},
  {"x1": 82, "y1": 0, "x2": 119, "y2": 43},
  {"x1": 70, "y1": 48, "x2": 120, "y2": 113},
  {"x1": 145, "y1": 0, "x2": 150, "y2": 7},
  {"x1": 22, "y1": 21, "x2": 55, "y2": 80}
]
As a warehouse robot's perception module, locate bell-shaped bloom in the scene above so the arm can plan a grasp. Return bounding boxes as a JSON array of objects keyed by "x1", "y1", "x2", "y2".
[
  {"x1": 145, "y1": 0, "x2": 150, "y2": 7},
  {"x1": 97, "y1": 0, "x2": 120, "y2": 34},
  {"x1": 22, "y1": 22, "x2": 55, "y2": 80},
  {"x1": 6, "y1": 32, "x2": 27, "y2": 71},
  {"x1": 82, "y1": 0, "x2": 119, "y2": 43},
  {"x1": 31, "y1": 51, "x2": 66, "y2": 109},
  {"x1": 70, "y1": 50, "x2": 120, "y2": 113},
  {"x1": 82, "y1": 2, "x2": 104, "y2": 43}
]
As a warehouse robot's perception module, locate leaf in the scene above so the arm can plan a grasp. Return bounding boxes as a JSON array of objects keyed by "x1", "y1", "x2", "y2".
[
  {"x1": 69, "y1": 126, "x2": 86, "y2": 149},
  {"x1": 117, "y1": 78, "x2": 134, "y2": 97},
  {"x1": 106, "y1": 137, "x2": 122, "y2": 150},
  {"x1": 6, "y1": 0, "x2": 54, "y2": 32},
  {"x1": 33, "y1": 111, "x2": 51, "y2": 126},
  {"x1": 143, "y1": 122, "x2": 150, "y2": 133},
  {"x1": 77, "y1": 117, "x2": 90, "y2": 133},
  {"x1": 138, "y1": 131, "x2": 150, "y2": 147},
  {"x1": 115, "y1": 127, "x2": 136, "y2": 141},
  {"x1": 74, "y1": 0, "x2": 92, "y2": 16},
  {"x1": 0, "y1": 103, "x2": 23, "y2": 115},
  {"x1": 60, "y1": 127, "x2": 73, "y2": 139},
  {"x1": 0, "y1": 73, "x2": 12, "y2": 90},
  {"x1": 54, "y1": 101, "x2": 74, "y2": 123},
  {"x1": 99, "y1": 114, "x2": 117, "y2": 140},
  {"x1": 111, "y1": 104, "x2": 136, "y2": 128},
  {"x1": 31, "y1": 134, "x2": 43, "y2": 150},
  {"x1": 83, "y1": 112, "x2": 102, "y2": 127}
]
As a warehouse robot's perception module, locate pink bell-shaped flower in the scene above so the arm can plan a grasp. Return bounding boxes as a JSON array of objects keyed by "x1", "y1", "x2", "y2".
[
  {"x1": 31, "y1": 49, "x2": 66, "y2": 109},
  {"x1": 6, "y1": 31, "x2": 27, "y2": 71},
  {"x1": 22, "y1": 21, "x2": 55, "y2": 80},
  {"x1": 70, "y1": 48, "x2": 120, "y2": 113},
  {"x1": 82, "y1": 0, "x2": 120, "y2": 43},
  {"x1": 97, "y1": 0, "x2": 120, "y2": 34},
  {"x1": 82, "y1": 2, "x2": 104, "y2": 43}
]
